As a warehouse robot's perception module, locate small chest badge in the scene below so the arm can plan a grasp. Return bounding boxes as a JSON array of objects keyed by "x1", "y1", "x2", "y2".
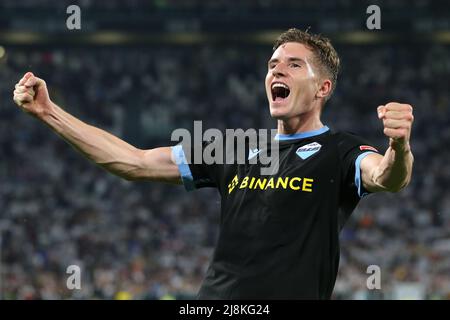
[{"x1": 296, "y1": 142, "x2": 322, "y2": 160}]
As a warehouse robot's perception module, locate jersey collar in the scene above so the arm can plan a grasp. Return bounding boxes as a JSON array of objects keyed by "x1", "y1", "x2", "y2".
[{"x1": 274, "y1": 125, "x2": 330, "y2": 141}]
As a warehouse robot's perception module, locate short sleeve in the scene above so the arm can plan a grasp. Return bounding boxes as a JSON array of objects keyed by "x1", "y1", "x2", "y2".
[
  {"x1": 171, "y1": 138, "x2": 223, "y2": 191},
  {"x1": 338, "y1": 132, "x2": 381, "y2": 198}
]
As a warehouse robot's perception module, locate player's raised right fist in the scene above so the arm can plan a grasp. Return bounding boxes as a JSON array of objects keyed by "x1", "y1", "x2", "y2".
[{"x1": 13, "y1": 72, "x2": 53, "y2": 118}]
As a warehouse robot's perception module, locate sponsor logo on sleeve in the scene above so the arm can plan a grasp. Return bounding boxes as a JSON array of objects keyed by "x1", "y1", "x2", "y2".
[{"x1": 359, "y1": 145, "x2": 378, "y2": 152}]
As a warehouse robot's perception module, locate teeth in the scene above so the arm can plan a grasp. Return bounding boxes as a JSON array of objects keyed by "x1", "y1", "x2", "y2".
[{"x1": 271, "y1": 83, "x2": 289, "y2": 90}]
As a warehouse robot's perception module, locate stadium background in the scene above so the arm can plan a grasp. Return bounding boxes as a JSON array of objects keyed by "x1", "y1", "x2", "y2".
[{"x1": 0, "y1": 0, "x2": 449, "y2": 299}]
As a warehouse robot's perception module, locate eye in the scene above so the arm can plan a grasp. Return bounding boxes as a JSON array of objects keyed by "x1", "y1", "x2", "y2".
[{"x1": 290, "y1": 63, "x2": 301, "y2": 68}]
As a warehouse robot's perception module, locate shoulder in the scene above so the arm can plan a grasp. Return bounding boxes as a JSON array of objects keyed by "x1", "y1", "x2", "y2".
[
  {"x1": 328, "y1": 130, "x2": 379, "y2": 156},
  {"x1": 329, "y1": 130, "x2": 363, "y2": 141},
  {"x1": 328, "y1": 130, "x2": 365, "y2": 147}
]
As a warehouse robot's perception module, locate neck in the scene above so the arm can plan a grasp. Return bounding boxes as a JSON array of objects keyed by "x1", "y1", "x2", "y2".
[{"x1": 277, "y1": 111, "x2": 324, "y2": 135}]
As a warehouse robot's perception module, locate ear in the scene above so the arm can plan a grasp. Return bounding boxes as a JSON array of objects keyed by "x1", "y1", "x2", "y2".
[{"x1": 316, "y1": 79, "x2": 332, "y2": 99}]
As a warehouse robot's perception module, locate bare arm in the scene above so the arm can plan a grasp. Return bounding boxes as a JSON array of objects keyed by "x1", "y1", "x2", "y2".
[
  {"x1": 361, "y1": 102, "x2": 414, "y2": 193},
  {"x1": 13, "y1": 72, "x2": 181, "y2": 184}
]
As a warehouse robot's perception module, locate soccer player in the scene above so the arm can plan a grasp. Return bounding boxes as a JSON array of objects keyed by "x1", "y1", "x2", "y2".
[{"x1": 13, "y1": 28, "x2": 414, "y2": 299}]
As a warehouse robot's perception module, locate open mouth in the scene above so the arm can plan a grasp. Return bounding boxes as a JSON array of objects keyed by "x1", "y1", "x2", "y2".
[{"x1": 271, "y1": 82, "x2": 290, "y2": 102}]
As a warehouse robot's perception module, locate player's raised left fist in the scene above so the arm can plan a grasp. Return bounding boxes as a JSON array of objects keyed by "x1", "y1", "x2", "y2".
[
  {"x1": 13, "y1": 72, "x2": 53, "y2": 119},
  {"x1": 377, "y1": 102, "x2": 414, "y2": 151}
]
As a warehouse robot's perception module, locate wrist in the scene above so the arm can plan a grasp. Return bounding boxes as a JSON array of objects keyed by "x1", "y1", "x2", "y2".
[
  {"x1": 36, "y1": 101, "x2": 57, "y2": 122},
  {"x1": 389, "y1": 138, "x2": 411, "y2": 154}
]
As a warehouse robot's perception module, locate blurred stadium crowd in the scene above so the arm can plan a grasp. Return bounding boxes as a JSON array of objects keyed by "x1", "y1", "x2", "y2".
[
  {"x1": 0, "y1": 41, "x2": 449, "y2": 299},
  {"x1": 1, "y1": 0, "x2": 438, "y2": 10}
]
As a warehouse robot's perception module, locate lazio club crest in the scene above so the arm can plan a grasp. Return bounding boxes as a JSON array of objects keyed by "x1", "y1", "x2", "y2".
[{"x1": 296, "y1": 142, "x2": 322, "y2": 160}]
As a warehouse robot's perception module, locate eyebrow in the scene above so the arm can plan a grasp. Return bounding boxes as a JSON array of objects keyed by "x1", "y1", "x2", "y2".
[{"x1": 268, "y1": 57, "x2": 306, "y2": 65}]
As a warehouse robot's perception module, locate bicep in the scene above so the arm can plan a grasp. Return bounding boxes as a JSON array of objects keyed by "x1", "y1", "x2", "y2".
[
  {"x1": 360, "y1": 152, "x2": 384, "y2": 193},
  {"x1": 137, "y1": 147, "x2": 182, "y2": 184}
]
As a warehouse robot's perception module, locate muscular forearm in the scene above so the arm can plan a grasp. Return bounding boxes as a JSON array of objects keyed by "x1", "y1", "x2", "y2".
[
  {"x1": 363, "y1": 102, "x2": 414, "y2": 193},
  {"x1": 40, "y1": 102, "x2": 146, "y2": 180},
  {"x1": 370, "y1": 142, "x2": 414, "y2": 192},
  {"x1": 13, "y1": 73, "x2": 180, "y2": 183}
]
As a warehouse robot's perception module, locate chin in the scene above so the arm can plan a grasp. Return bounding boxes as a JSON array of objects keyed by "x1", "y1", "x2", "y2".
[
  {"x1": 270, "y1": 111, "x2": 289, "y2": 120},
  {"x1": 269, "y1": 104, "x2": 290, "y2": 120}
]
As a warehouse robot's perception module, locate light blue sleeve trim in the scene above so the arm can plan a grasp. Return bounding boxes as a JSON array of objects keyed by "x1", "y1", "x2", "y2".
[
  {"x1": 171, "y1": 145, "x2": 196, "y2": 191},
  {"x1": 355, "y1": 151, "x2": 377, "y2": 198}
]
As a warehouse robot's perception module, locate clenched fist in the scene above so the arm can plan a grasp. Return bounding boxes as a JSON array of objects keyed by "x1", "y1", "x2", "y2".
[
  {"x1": 13, "y1": 72, "x2": 53, "y2": 118},
  {"x1": 378, "y1": 102, "x2": 414, "y2": 152}
]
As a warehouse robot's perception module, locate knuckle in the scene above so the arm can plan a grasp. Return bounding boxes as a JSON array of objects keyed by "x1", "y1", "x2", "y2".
[
  {"x1": 400, "y1": 104, "x2": 412, "y2": 111},
  {"x1": 386, "y1": 102, "x2": 397, "y2": 109}
]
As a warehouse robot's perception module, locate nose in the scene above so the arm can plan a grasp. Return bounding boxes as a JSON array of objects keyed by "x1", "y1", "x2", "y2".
[{"x1": 271, "y1": 63, "x2": 286, "y2": 78}]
